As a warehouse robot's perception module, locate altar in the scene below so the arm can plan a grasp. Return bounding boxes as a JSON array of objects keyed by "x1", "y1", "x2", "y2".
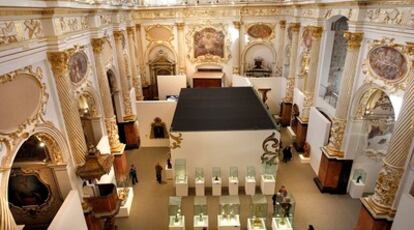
[{"x1": 170, "y1": 87, "x2": 279, "y2": 189}]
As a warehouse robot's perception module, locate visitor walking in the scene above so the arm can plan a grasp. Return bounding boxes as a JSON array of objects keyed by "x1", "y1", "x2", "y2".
[
  {"x1": 155, "y1": 162, "x2": 163, "y2": 184},
  {"x1": 282, "y1": 145, "x2": 293, "y2": 163},
  {"x1": 129, "y1": 164, "x2": 138, "y2": 185}
]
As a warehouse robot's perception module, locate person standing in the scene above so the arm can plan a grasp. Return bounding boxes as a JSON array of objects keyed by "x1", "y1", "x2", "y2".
[
  {"x1": 155, "y1": 162, "x2": 163, "y2": 184},
  {"x1": 129, "y1": 164, "x2": 138, "y2": 185}
]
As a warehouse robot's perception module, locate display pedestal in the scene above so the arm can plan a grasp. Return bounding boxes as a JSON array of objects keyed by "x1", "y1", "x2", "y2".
[
  {"x1": 194, "y1": 215, "x2": 208, "y2": 230},
  {"x1": 293, "y1": 118, "x2": 307, "y2": 152},
  {"x1": 176, "y1": 177, "x2": 188, "y2": 196},
  {"x1": 169, "y1": 216, "x2": 185, "y2": 230},
  {"x1": 349, "y1": 180, "x2": 365, "y2": 199},
  {"x1": 272, "y1": 217, "x2": 292, "y2": 230},
  {"x1": 299, "y1": 154, "x2": 310, "y2": 163},
  {"x1": 280, "y1": 102, "x2": 292, "y2": 126},
  {"x1": 245, "y1": 176, "x2": 256, "y2": 195},
  {"x1": 212, "y1": 178, "x2": 222, "y2": 196},
  {"x1": 247, "y1": 218, "x2": 266, "y2": 230},
  {"x1": 261, "y1": 175, "x2": 275, "y2": 195},
  {"x1": 217, "y1": 214, "x2": 240, "y2": 230},
  {"x1": 195, "y1": 178, "x2": 205, "y2": 196},
  {"x1": 229, "y1": 177, "x2": 239, "y2": 195},
  {"x1": 116, "y1": 187, "x2": 134, "y2": 217},
  {"x1": 165, "y1": 165, "x2": 173, "y2": 180}
]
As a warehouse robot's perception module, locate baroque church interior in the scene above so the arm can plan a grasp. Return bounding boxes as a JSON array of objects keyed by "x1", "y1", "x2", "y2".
[{"x1": 0, "y1": 0, "x2": 413, "y2": 230}]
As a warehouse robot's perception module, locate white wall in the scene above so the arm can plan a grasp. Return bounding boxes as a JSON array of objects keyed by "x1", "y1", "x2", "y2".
[
  {"x1": 307, "y1": 107, "x2": 331, "y2": 174},
  {"x1": 157, "y1": 75, "x2": 187, "y2": 100},
  {"x1": 249, "y1": 77, "x2": 283, "y2": 115},
  {"x1": 136, "y1": 101, "x2": 177, "y2": 147},
  {"x1": 293, "y1": 87, "x2": 305, "y2": 114},
  {"x1": 232, "y1": 75, "x2": 253, "y2": 87},
  {"x1": 170, "y1": 129, "x2": 279, "y2": 187},
  {"x1": 48, "y1": 190, "x2": 88, "y2": 230}
]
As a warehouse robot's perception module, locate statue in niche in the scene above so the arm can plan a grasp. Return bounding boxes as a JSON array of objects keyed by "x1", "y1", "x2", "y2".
[{"x1": 150, "y1": 117, "x2": 168, "y2": 139}]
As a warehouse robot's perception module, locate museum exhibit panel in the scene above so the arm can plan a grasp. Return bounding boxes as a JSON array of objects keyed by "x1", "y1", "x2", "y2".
[
  {"x1": 0, "y1": 0, "x2": 414, "y2": 230},
  {"x1": 218, "y1": 196, "x2": 241, "y2": 230},
  {"x1": 193, "y1": 197, "x2": 208, "y2": 230},
  {"x1": 248, "y1": 195, "x2": 268, "y2": 230}
]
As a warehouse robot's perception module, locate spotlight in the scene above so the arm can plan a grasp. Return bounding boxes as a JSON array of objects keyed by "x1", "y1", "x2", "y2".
[{"x1": 39, "y1": 142, "x2": 45, "y2": 148}]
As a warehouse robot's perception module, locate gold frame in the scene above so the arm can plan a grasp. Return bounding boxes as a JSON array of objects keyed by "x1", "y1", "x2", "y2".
[
  {"x1": 68, "y1": 47, "x2": 91, "y2": 88},
  {"x1": 245, "y1": 23, "x2": 276, "y2": 42},
  {"x1": 185, "y1": 22, "x2": 231, "y2": 64},
  {"x1": 362, "y1": 38, "x2": 411, "y2": 92}
]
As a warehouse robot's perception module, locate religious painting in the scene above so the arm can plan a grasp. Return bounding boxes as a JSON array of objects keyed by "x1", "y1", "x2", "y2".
[
  {"x1": 69, "y1": 51, "x2": 88, "y2": 83},
  {"x1": 368, "y1": 46, "x2": 407, "y2": 82},
  {"x1": 247, "y1": 24, "x2": 273, "y2": 39},
  {"x1": 193, "y1": 27, "x2": 225, "y2": 58},
  {"x1": 8, "y1": 174, "x2": 50, "y2": 207},
  {"x1": 302, "y1": 28, "x2": 312, "y2": 49}
]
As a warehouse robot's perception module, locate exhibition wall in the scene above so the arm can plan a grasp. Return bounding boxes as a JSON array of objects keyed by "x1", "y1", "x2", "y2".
[
  {"x1": 136, "y1": 101, "x2": 177, "y2": 147},
  {"x1": 249, "y1": 77, "x2": 283, "y2": 115},
  {"x1": 157, "y1": 75, "x2": 187, "y2": 100}
]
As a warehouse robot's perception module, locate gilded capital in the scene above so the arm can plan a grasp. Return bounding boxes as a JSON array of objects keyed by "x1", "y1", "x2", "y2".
[
  {"x1": 233, "y1": 21, "x2": 241, "y2": 30},
  {"x1": 309, "y1": 26, "x2": 323, "y2": 39},
  {"x1": 344, "y1": 32, "x2": 363, "y2": 50},
  {"x1": 91, "y1": 38, "x2": 105, "y2": 54},
  {"x1": 289, "y1": 23, "x2": 301, "y2": 32},
  {"x1": 113, "y1": 30, "x2": 124, "y2": 41},
  {"x1": 135, "y1": 24, "x2": 141, "y2": 30},
  {"x1": 406, "y1": 42, "x2": 414, "y2": 56},
  {"x1": 127, "y1": 26, "x2": 135, "y2": 35},
  {"x1": 279, "y1": 20, "x2": 286, "y2": 29},
  {"x1": 176, "y1": 22, "x2": 185, "y2": 30},
  {"x1": 48, "y1": 51, "x2": 71, "y2": 77}
]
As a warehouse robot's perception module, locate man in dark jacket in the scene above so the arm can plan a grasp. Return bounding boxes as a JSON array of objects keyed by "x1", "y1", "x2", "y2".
[{"x1": 155, "y1": 162, "x2": 163, "y2": 184}]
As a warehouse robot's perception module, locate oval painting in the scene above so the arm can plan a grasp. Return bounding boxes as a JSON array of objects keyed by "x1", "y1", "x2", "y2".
[
  {"x1": 69, "y1": 52, "x2": 88, "y2": 84},
  {"x1": 368, "y1": 46, "x2": 407, "y2": 81},
  {"x1": 0, "y1": 73, "x2": 42, "y2": 133},
  {"x1": 247, "y1": 24, "x2": 273, "y2": 39}
]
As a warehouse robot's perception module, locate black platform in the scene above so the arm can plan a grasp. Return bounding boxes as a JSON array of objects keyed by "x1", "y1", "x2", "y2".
[{"x1": 171, "y1": 87, "x2": 276, "y2": 132}]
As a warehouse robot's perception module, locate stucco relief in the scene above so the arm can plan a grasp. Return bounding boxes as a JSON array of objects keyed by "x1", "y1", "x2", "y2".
[
  {"x1": 247, "y1": 24, "x2": 274, "y2": 40},
  {"x1": 368, "y1": 46, "x2": 407, "y2": 82}
]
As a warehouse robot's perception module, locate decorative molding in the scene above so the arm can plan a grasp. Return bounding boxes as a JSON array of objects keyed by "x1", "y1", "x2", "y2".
[
  {"x1": 169, "y1": 132, "x2": 183, "y2": 149},
  {"x1": 260, "y1": 132, "x2": 280, "y2": 166},
  {"x1": 245, "y1": 23, "x2": 275, "y2": 41},
  {"x1": 344, "y1": 31, "x2": 364, "y2": 50},
  {"x1": 0, "y1": 19, "x2": 44, "y2": 46},
  {"x1": 145, "y1": 24, "x2": 174, "y2": 47},
  {"x1": 55, "y1": 16, "x2": 88, "y2": 35}
]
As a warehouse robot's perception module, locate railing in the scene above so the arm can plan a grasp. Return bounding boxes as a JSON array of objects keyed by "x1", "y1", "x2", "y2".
[{"x1": 319, "y1": 85, "x2": 338, "y2": 108}]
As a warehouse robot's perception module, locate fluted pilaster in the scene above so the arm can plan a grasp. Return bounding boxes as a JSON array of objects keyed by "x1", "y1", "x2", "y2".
[
  {"x1": 135, "y1": 24, "x2": 147, "y2": 86},
  {"x1": 127, "y1": 26, "x2": 144, "y2": 101},
  {"x1": 283, "y1": 23, "x2": 300, "y2": 103},
  {"x1": 91, "y1": 38, "x2": 125, "y2": 153},
  {"x1": 113, "y1": 30, "x2": 135, "y2": 121},
  {"x1": 176, "y1": 22, "x2": 186, "y2": 74},
  {"x1": 363, "y1": 44, "x2": 414, "y2": 218},
  {"x1": 300, "y1": 26, "x2": 323, "y2": 122},
  {"x1": 324, "y1": 32, "x2": 363, "y2": 157},
  {"x1": 233, "y1": 21, "x2": 242, "y2": 75},
  {"x1": 275, "y1": 20, "x2": 286, "y2": 76},
  {"x1": 48, "y1": 51, "x2": 87, "y2": 166}
]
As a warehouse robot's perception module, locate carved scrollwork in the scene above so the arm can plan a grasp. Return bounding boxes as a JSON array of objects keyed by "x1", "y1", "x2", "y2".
[
  {"x1": 169, "y1": 132, "x2": 183, "y2": 150},
  {"x1": 260, "y1": 132, "x2": 280, "y2": 165}
]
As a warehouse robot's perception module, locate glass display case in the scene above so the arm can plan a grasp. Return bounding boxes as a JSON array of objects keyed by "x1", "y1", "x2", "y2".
[
  {"x1": 229, "y1": 166, "x2": 239, "y2": 195},
  {"x1": 245, "y1": 166, "x2": 256, "y2": 195},
  {"x1": 175, "y1": 159, "x2": 187, "y2": 183},
  {"x1": 193, "y1": 197, "x2": 208, "y2": 229},
  {"x1": 218, "y1": 196, "x2": 240, "y2": 228},
  {"x1": 247, "y1": 166, "x2": 256, "y2": 180},
  {"x1": 349, "y1": 168, "x2": 367, "y2": 199},
  {"x1": 263, "y1": 163, "x2": 277, "y2": 178},
  {"x1": 272, "y1": 192, "x2": 295, "y2": 230},
  {"x1": 212, "y1": 167, "x2": 222, "y2": 196},
  {"x1": 229, "y1": 166, "x2": 238, "y2": 180},
  {"x1": 213, "y1": 167, "x2": 221, "y2": 181},
  {"x1": 261, "y1": 163, "x2": 276, "y2": 195},
  {"x1": 195, "y1": 168, "x2": 205, "y2": 196},
  {"x1": 352, "y1": 168, "x2": 367, "y2": 185},
  {"x1": 248, "y1": 195, "x2": 267, "y2": 230},
  {"x1": 168, "y1": 196, "x2": 184, "y2": 229}
]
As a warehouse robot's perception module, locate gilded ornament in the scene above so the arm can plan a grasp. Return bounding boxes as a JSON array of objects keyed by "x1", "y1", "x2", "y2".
[
  {"x1": 48, "y1": 51, "x2": 71, "y2": 77},
  {"x1": 308, "y1": 26, "x2": 323, "y2": 39},
  {"x1": 176, "y1": 22, "x2": 185, "y2": 31},
  {"x1": 260, "y1": 132, "x2": 280, "y2": 166},
  {"x1": 170, "y1": 132, "x2": 183, "y2": 149},
  {"x1": 232, "y1": 21, "x2": 241, "y2": 30},
  {"x1": 288, "y1": 23, "x2": 300, "y2": 32},
  {"x1": 91, "y1": 38, "x2": 105, "y2": 53},
  {"x1": 24, "y1": 19, "x2": 43, "y2": 39},
  {"x1": 344, "y1": 32, "x2": 363, "y2": 50},
  {"x1": 0, "y1": 21, "x2": 17, "y2": 45},
  {"x1": 324, "y1": 117, "x2": 347, "y2": 157},
  {"x1": 104, "y1": 117, "x2": 125, "y2": 153},
  {"x1": 279, "y1": 20, "x2": 286, "y2": 29}
]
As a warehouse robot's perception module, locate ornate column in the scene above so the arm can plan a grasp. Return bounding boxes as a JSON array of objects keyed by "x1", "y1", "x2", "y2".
[
  {"x1": 113, "y1": 30, "x2": 135, "y2": 121},
  {"x1": 176, "y1": 22, "x2": 186, "y2": 74},
  {"x1": 324, "y1": 32, "x2": 364, "y2": 157},
  {"x1": 1, "y1": 195, "x2": 18, "y2": 229},
  {"x1": 356, "y1": 43, "x2": 414, "y2": 229},
  {"x1": 91, "y1": 38, "x2": 125, "y2": 154},
  {"x1": 275, "y1": 20, "x2": 286, "y2": 76},
  {"x1": 233, "y1": 21, "x2": 242, "y2": 75},
  {"x1": 127, "y1": 26, "x2": 144, "y2": 100},
  {"x1": 135, "y1": 24, "x2": 147, "y2": 86},
  {"x1": 48, "y1": 51, "x2": 87, "y2": 166},
  {"x1": 300, "y1": 26, "x2": 323, "y2": 122},
  {"x1": 283, "y1": 23, "x2": 301, "y2": 103}
]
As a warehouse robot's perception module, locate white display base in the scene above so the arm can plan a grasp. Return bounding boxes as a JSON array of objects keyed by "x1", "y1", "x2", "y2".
[
  {"x1": 299, "y1": 154, "x2": 310, "y2": 163},
  {"x1": 218, "y1": 214, "x2": 240, "y2": 230},
  {"x1": 195, "y1": 178, "x2": 205, "y2": 196},
  {"x1": 229, "y1": 177, "x2": 239, "y2": 195},
  {"x1": 176, "y1": 177, "x2": 188, "y2": 196},
  {"x1": 245, "y1": 176, "x2": 256, "y2": 195},
  {"x1": 349, "y1": 179, "x2": 365, "y2": 199},
  {"x1": 116, "y1": 187, "x2": 134, "y2": 218},
  {"x1": 247, "y1": 218, "x2": 266, "y2": 230},
  {"x1": 165, "y1": 165, "x2": 173, "y2": 180},
  {"x1": 261, "y1": 175, "x2": 276, "y2": 195},
  {"x1": 212, "y1": 177, "x2": 222, "y2": 196},
  {"x1": 194, "y1": 215, "x2": 208, "y2": 229},
  {"x1": 169, "y1": 216, "x2": 185, "y2": 230},
  {"x1": 272, "y1": 217, "x2": 292, "y2": 230}
]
